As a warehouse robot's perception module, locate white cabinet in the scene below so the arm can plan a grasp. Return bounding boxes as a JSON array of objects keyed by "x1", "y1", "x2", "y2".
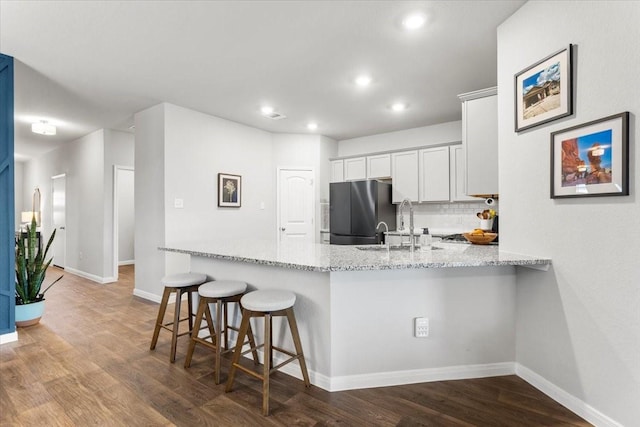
[
  {"x1": 330, "y1": 159, "x2": 344, "y2": 183},
  {"x1": 459, "y1": 87, "x2": 498, "y2": 196},
  {"x1": 366, "y1": 154, "x2": 391, "y2": 179},
  {"x1": 418, "y1": 147, "x2": 450, "y2": 202},
  {"x1": 449, "y1": 145, "x2": 477, "y2": 201},
  {"x1": 344, "y1": 157, "x2": 366, "y2": 181},
  {"x1": 391, "y1": 150, "x2": 419, "y2": 203}
]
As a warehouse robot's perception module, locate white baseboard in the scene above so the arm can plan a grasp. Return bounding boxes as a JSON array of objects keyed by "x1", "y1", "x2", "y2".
[
  {"x1": 133, "y1": 288, "x2": 175, "y2": 304},
  {"x1": 516, "y1": 363, "x2": 623, "y2": 427},
  {"x1": 326, "y1": 362, "x2": 516, "y2": 392},
  {"x1": 118, "y1": 260, "x2": 135, "y2": 266},
  {"x1": 0, "y1": 331, "x2": 18, "y2": 345},
  {"x1": 64, "y1": 267, "x2": 116, "y2": 284}
]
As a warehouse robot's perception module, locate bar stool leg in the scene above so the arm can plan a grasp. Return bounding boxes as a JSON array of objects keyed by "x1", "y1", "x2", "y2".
[
  {"x1": 203, "y1": 301, "x2": 216, "y2": 339},
  {"x1": 184, "y1": 297, "x2": 207, "y2": 368},
  {"x1": 225, "y1": 309, "x2": 252, "y2": 393},
  {"x1": 262, "y1": 312, "x2": 271, "y2": 416},
  {"x1": 214, "y1": 299, "x2": 224, "y2": 384},
  {"x1": 170, "y1": 288, "x2": 184, "y2": 363},
  {"x1": 187, "y1": 290, "x2": 195, "y2": 331},
  {"x1": 150, "y1": 287, "x2": 172, "y2": 350},
  {"x1": 286, "y1": 308, "x2": 311, "y2": 387}
]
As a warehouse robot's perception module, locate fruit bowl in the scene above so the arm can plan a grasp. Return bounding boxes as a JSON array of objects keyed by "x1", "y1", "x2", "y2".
[{"x1": 463, "y1": 231, "x2": 498, "y2": 245}]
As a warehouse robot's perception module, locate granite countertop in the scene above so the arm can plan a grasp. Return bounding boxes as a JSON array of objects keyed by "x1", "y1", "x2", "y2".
[{"x1": 159, "y1": 240, "x2": 551, "y2": 273}]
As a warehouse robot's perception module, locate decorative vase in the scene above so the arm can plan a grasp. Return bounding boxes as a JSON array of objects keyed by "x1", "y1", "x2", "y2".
[
  {"x1": 479, "y1": 218, "x2": 494, "y2": 231},
  {"x1": 15, "y1": 300, "x2": 45, "y2": 327}
]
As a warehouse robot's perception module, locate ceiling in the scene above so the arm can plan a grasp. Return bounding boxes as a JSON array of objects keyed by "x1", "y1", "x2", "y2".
[{"x1": 0, "y1": 1, "x2": 525, "y2": 161}]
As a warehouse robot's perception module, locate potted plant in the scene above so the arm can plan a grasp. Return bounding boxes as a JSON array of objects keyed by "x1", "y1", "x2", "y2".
[{"x1": 15, "y1": 214, "x2": 62, "y2": 327}]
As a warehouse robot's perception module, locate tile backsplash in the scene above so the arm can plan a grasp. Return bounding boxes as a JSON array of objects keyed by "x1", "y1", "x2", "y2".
[{"x1": 397, "y1": 200, "x2": 499, "y2": 234}]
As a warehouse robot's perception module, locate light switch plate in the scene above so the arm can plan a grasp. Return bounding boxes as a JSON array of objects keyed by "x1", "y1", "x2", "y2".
[{"x1": 174, "y1": 198, "x2": 184, "y2": 209}]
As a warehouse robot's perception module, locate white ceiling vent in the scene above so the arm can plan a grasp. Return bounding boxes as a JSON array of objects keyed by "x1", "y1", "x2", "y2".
[{"x1": 262, "y1": 111, "x2": 287, "y2": 120}]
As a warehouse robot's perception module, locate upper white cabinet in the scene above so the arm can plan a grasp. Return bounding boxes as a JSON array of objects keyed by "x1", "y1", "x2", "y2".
[
  {"x1": 330, "y1": 159, "x2": 344, "y2": 183},
  {"x1": 366, "y1": 153, "x2": 391, "y2": 179},
  {"x1": 344, "y1": 157, "x2": 367, "y2": 181},
  {"x1": 459, "y1": 87, "x2": 498, "y2": 196},
  {"x1": 391, "y1": 151, "x2": 419, "y2": 203},
  {"x1": 449, "y1": 145, "x2": 477, "y2": 201},
  {"x1": 419, "y1": 147, "x2": 450, "y2": 202}
]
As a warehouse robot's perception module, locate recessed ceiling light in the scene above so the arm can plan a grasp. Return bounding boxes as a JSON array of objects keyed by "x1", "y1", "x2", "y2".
[
  {"x1": 31, "y1": 120, "x2": 56, "y2": 135},
  {"x1": 391, "y1": 102, "x2": 407, "y2": 112},
  {"x1": 307, "y1": 122, "x2": 318, "y2": 131},
  {"x1": 402, "y1": 13, "x2": 426, "y2": 30},
  {"x1": 355, "y1": 75, "x2": 372, "y2": 87},
  {"x1": 261, "y1": 105, "x2": 274, "y2": 115}
]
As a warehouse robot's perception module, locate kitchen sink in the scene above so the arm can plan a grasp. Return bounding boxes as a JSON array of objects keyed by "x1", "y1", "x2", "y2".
[{"x1": 356, "y1": 245, "x2": 442, "y2": 251}]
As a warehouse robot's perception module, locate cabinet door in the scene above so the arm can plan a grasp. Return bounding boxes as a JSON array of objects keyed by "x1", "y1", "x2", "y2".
[
  {"x1": 449, "y1": 145, "x2": 477, "y2": 201},
  {"x1": 330, "y1": 159, "x2": 344, "y2": 183},
  {"x1": 419, "y1": 147, "x2": 450, "y2": 202},
  {"x1": 367, "y1": 153, "x2": 391, "y2": 179},
  {"x1": 391, "y1": 151, "x2": 418, "y2": 203},
  {"x1": 344, "y1": 157, "x2": 366, "y2": 181},
  {"x1": 463, "y1": 93, "x2": 498, "y2": 195}
]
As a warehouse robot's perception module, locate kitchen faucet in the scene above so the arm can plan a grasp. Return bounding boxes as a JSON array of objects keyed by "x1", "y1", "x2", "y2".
[
  {"x1": 376, "y1": 221, "x2": 389, "y2": 251},
  {"x1": 398, "y1": 198, "x2": 415, "y2": 251}
]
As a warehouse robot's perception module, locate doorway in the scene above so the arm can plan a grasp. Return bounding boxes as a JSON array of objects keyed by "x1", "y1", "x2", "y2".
[
  {"x1": 51, "y1": 174, "x2": 66, "y2": 268},
  {"x1": 113, "y1": 166, "x2": 134, "y2": 280},
  {"x1": 277, "y1": 168, "x2": 315, "y2": 243}
]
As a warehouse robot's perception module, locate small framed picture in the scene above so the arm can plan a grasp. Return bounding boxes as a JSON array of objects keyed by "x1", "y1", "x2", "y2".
[
  {"x1": 218, "y1": 173, "x2": 241, "y2": 207},
  {"x1": 515, "y1": 45, "x2": 573, "y2": 132},
  {"x1": 551, "y1": 112, "x2": 629, "y2": 199}
]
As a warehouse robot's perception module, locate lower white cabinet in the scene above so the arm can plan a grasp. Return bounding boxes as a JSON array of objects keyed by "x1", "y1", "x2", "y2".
[
  {"x1": 330, "y1": 159, "x2": 344, "y2": 183},
  {"x1": 450, "y1": 145, "x2": 477, "y2": 201},
  {"x1": 391, "y1": 150, "x2": 419, "y2": 203},
  {"x1": 419, "y1": 147, "x2": 450, "y2": 202},
  {"x1": 344, "y1": 157, "x2": 366, "y2": 181}
]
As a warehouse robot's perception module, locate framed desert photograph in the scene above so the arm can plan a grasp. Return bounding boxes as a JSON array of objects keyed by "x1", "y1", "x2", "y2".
[
  {"x1": 551, "y1": 112, "x2": 629, "y2": 199},
  {"x1": 218, "y1": 173, "x2": 241, "y2": 207},
  {"x1": 515, "y1": 45, "x2": 573, "y2": 132}
]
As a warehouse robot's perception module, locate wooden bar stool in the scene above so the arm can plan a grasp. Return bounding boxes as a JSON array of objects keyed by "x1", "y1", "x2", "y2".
[
  {"x1": 184, "y1": 280, "x2": 259, "y2": 384},
  {"x1": 150, "y1": 272, "x2": 207, "y2": 362},
  {"x1": 225, "y1": 290, "x2": 310, "y2": 416}
]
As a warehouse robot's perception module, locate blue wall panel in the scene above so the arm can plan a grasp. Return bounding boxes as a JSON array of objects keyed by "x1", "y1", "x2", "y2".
[{"x1": 0, "y1": 53, "x2": 15, "y2": 335}]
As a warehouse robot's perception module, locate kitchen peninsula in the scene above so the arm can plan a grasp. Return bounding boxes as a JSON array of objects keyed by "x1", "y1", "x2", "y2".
[{"x1": 160, "y1": 240, "x2": 550, "y2": 392}]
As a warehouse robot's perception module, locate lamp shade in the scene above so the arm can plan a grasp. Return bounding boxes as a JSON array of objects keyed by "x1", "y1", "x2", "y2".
[{"x1": 21, "y1": 211, "x2": 40, "y2": 225}]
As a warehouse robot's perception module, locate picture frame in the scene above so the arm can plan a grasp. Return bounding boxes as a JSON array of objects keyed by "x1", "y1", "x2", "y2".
[
  {"x1": 515, "y1": 44, "x2": 573, "y2": 132},
  {"x1": 218, "y1": 173, "x2": 241, "y2": 207},
  {"x1": 550, "y1": 112, "x2": 629, "y2": 199}
]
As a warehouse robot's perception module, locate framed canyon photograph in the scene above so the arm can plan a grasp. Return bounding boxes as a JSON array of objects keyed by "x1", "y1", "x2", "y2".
[
  {"x1": 551, "y1": 112, "x2": 629, "y2": 199},
  {"x1": 515, "y1": 45, "x2": 573, "y2": 132},
  {"x1": 218, "y1": 173, "x2": 241, "y2": 207}
]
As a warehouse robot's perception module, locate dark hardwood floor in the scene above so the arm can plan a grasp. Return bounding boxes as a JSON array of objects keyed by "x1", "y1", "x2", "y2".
[{"x1": 1, "y1": 265, "x2": 591, "y2": 426}]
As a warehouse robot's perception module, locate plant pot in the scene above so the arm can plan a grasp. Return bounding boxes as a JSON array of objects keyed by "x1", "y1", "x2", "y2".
[{"x1": 15, "y1": 300, "x2": 45, "y2": 327}]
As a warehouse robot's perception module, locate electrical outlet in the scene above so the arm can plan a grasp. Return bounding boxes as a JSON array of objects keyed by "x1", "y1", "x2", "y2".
[{"x1": 414, "y1": 317, "x2": 429, "y2": 338}]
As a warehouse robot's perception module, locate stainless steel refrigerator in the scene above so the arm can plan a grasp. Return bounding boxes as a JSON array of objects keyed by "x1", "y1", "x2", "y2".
[{"x1": 329, "y1": 180, "x2": 396, "y2": 245}]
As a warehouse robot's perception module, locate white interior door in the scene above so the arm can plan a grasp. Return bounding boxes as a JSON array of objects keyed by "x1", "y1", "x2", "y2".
[
  {"x1": 278, "y1": 169, "x2": 315, "y2": 243},
  {"x1": 114, "y1": 166, "x2": 135, "y2": 279},
  {"x1": 51, "y1": 174, "x2": 66, "y2": 268}
]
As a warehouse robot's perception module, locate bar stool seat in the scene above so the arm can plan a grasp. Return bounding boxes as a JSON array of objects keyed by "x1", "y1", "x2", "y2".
[
  {"x1": 184, "y1": 280, "x2": 259, "y2": 384},
  {"x1": 225, "y1": 289, "x2": 310, "y2": 416},
  {"x1": 150, "y1": 272, "x2": 207, "y2": 362}
]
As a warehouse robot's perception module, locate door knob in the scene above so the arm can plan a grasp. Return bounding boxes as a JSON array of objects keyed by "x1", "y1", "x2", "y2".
[
  {"x1": 281, "y1": 227, "x2": 286, "y2": 231},
  {"x1": 59, "y1": 226, "x2": 66, "y2": 230}
]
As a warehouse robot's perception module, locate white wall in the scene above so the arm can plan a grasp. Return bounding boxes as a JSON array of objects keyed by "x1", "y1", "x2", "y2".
[
  {"x1": 117, "y1": 168, "x2": 134, "y2": 263},
  {"x1": 13, "y1": 161, "x2": 23, "y2": 230},
  {"x1": 23, "y1": 130, "x2": 105, "y2": 278},
  {"x1": 134, "y1": 104, "x2": 337, "y2": 300},
  {"x1": 337, "y1": 120, "x2": 462, "y2": 157},
  {"x1": 134, "y1": 104, "x2": 167, "y2": 299},
  {"x1": 103, "y1": 129, "x2": 134, "y2": 279},
  {"x1": 21, "y1": 129, "x2": 134, "y2": 283},
  {"x1": 498, "y1": 2, "x2": 640, "y2": 425}
]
